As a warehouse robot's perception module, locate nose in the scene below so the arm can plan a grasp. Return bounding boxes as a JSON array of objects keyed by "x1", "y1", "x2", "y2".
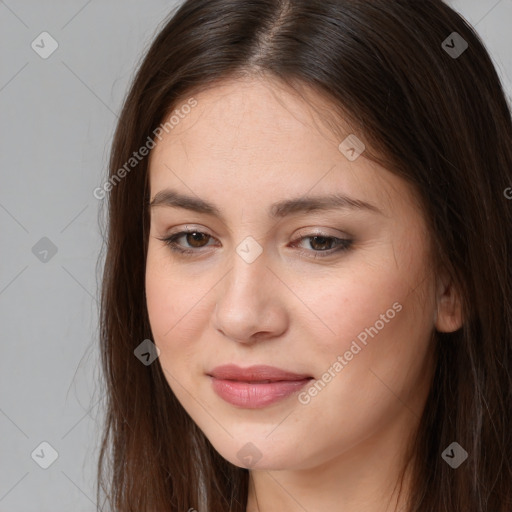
[{"x1": 212, "y1": 247, "x2": 289, "y2": 343}]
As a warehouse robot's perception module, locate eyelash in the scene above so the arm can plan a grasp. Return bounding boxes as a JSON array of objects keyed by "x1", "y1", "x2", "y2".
[{"x1": 156, "y1": 229, "x2": 353, "y2": 259}]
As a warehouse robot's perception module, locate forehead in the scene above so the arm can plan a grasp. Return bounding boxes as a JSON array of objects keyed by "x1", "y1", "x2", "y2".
[
  {"x1": 147, "y1": 77, "x2": 415, "y2": 217},
  {"x1": 153, "y1": 77, "x2": 343, "y2": 162}
]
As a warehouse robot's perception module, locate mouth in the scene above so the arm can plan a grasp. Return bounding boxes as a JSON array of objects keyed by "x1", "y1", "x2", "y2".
[
  {"x1": 207, "y1": 364, "x2": 313, "y2": 382},
  {"x1": 207, "y1": 364, "x2": 314, "y2": 409}
]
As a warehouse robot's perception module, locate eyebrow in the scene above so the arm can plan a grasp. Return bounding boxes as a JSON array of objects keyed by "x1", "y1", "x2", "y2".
[{"x1": 148, "y1": 189, "x2": 383, "y2": 219}]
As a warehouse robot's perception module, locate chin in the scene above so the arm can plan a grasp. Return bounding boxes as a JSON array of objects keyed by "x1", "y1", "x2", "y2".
[{"x1": 204, "y1": 434, "x2": 307, "y2": 471}]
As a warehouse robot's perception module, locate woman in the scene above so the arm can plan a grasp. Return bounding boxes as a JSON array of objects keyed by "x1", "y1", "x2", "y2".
[{"x1": 96, "y1": 0, "x2": 512, "y2": 510}]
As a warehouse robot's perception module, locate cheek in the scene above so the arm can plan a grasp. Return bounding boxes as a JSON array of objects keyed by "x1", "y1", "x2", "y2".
[
  {"x1": 306, "y1": 254, "x2": 436, "y2": 413},
  {"x1": 145, "y1": 245, "x2": 212, "y2": 376},
  {"x1": 299, "y1": 236, "x2": 436, "y2": 378},
  {"x1": 145, "y1": 244, "x2": 197, "y2": 337},
  {"x1": 289, "y1": 267, "x2": 435, "y2": 456},
  {"x1": 145, "y1": 246, "x2": 184, "y2": 356},
  {"x1": 145, "y1": 257, "x2": 174, "y2": 340},
  {"x1": 301, "y1": 262, "x2": 418, "y2": 352}
]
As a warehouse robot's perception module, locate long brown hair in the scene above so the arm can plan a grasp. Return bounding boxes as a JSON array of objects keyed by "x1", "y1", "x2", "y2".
[{"x1": 96, "y1": 0, "x2": 512, "y2": 510}]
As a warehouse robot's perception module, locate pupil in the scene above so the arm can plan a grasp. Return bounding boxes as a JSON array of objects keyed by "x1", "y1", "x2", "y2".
[
  {"x1": 188, "y1": 232, "x2": 207, "y2": 247},
  {"x1": 311, "y1": 236, "x2": 331, "y2": 250}
]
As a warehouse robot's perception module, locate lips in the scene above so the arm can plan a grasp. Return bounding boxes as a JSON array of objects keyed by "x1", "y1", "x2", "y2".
[
  {"x1": 207, "y1": 364, "x2": 314, "y2": 409},
  {"x1": 207, "y1": 364, "x2": 313, "y2": 382}
]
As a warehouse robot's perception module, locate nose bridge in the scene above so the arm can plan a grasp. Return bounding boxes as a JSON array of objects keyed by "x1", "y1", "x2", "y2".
[
  {"x1": 213, "y1": 240, "x2": 287, "y2": 341},
  {"x1": 222, "y1": 241, "x2": 270, "y2": 306}
]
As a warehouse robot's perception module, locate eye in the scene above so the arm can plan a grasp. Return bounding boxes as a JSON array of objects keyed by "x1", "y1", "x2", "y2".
[
  {"x1": 289, "y1": 234, "x2": 353, "y2": 259},
  {"x1": 156, "y1": 229, "x2": 217, "y2": 254},
  {"x1": 156, "y1": 229, "x2": 353, "y2": 258}
]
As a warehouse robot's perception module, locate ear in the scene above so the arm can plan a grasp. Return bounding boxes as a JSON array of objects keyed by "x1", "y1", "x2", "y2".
[{"x1": 434, "y1": 270, "x2": 463, "y2": 333}]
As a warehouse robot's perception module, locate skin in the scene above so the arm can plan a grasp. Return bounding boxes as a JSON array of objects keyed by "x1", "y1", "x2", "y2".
[{"x1": 145, "y1": 75, "x2": 463, "y2": 512}]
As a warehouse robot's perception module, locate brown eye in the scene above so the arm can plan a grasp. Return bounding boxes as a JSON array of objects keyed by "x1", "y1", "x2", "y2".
[
  {"x1": 290, "y1": 233, "x2": 353, "y2": 259},
  {"x1": 157, "y1": 229, "x2": 217, "y2": 255},
  {"x1": 185, "y1": 232, "x2": 211, "y2": 248},
  {"x1": 308, "y1": 236, "x2": 336, "y2": 251}
]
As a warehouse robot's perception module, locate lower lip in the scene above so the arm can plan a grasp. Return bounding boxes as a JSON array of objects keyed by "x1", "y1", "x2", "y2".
[{"x1": 210, "y1": 377, "x2": 313, "y2": 409}]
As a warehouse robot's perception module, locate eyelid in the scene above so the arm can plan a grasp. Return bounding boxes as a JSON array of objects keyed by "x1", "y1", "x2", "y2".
[
  {"x1": 293, "y1": 226, "x2": 353, "y2": 239},
  {"x1": 157, "y1": 226, "x2": 353, "y2": 259},
  {"x1": 162, "y1": 225, "x2": 351, "y2": 244},
  {"x1": 164, "y1": 224, "x2": 352, "y2": 240}
]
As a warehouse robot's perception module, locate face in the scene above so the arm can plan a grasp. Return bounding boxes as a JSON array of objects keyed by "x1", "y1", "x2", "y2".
[{"x1": 145, "y1": 76, "x2": 450, "y2": 472}]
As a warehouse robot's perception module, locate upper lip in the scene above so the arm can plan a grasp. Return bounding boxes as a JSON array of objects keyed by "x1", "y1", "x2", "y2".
[{"x1": 207, "y1": 364, "x2": 313, "y2": 382}]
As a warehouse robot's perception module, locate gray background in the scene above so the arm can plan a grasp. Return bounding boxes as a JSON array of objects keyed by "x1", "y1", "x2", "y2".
[{"x1": 0, "y1": 1, "x2": 510, "y2": 510}]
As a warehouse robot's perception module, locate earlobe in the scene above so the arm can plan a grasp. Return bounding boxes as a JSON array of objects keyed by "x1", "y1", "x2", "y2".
[{"x1": 434, "y1": 273, "x2": 464, "y2": 333}]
